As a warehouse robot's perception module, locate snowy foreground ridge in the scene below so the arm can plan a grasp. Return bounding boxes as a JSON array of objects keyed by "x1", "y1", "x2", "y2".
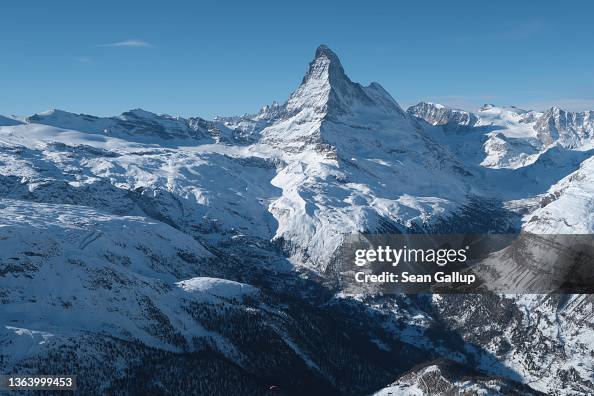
[{"x1": 1, "y1": 45, "x2": 593, "y2": 395}]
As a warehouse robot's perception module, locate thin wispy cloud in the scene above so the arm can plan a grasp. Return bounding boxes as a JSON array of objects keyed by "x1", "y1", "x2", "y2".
[
  {"x1": 76, "y1": 56, "x2": 92, "y2": 63},
  {"x1": 100, "y1": 39, "x2": 154, "y2": 48},
  {"x1": 454, "y1": 19, "x2": 547, "y2": 43}
]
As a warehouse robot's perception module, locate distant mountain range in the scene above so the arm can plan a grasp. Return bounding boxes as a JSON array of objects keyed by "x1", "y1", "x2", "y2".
[{"x1": 1, "y1": 45, "x2": 592, "y2": 395}]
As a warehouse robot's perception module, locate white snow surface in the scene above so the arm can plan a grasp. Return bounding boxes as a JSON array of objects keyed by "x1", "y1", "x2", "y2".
[{"x1": 176, "y1": 277, "x2": 258, "y2": 299}]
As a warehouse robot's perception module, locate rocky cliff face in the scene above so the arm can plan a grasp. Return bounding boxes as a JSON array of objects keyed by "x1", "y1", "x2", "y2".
[
  {"x1": 407, "y1": 101, "x2": 478, "y2": 131},
  {"x1": 534, "y1": 107, "x2": 594, "y2": 148}
]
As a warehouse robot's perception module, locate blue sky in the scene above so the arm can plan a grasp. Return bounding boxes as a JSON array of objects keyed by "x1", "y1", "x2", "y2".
[{"x1": 2, "y1": 0, "x2": 594, "y2": 118}]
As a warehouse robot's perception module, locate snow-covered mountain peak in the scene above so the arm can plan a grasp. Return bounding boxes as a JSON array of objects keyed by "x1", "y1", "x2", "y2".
[
  {"x1": 314, "y1": 44, "x2": 338, "y2": 58},
  {"x1": 475, "y1": 105, "x2": 542, "y2": 128},
  {"x1": 254, "y1": 101, "x2": 284, "y2": 121},
  {"x1": 27, "y1": 108, "x2": 78, "y2": 122},
  {"x1": 539, "y1": 105, "x2": 592, "y2": 121},
  {"x1": 407, "y1": 102, "x2": 478, "y2": 129},
  {"x1": 305, "y1": 44, "x2": 347, "y2": 87},
  {"x1": 284, "y1": 45, "x2": 403, "y2": 117},
  {"x1": 38, "y1": 108, "x2": 66, "y2": 116},
  {"x1": 221, "y1": 46, "x2": 407, "y2": 152},
  {"x1": 119, "y1": 108, "x2": 161, "y2": 119},
  {"x1": 534, "y1": 106, "x2": 594, "y2": 148},
  {"x1": 284, "y1": 44, "x2": 349, "y2": 115}
]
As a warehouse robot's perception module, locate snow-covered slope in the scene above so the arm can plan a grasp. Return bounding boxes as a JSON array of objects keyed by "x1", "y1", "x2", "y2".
[
  {"x1": 0, "y1": 115, "x2": 23, "y2": 126},
  {"x1": 25, "y1": 108, "x2": 215, "y2": 143},
  {"x1": 0, "y1": 122, "x2": 281, "y2": 244},
  {"x1": 522, "y1": 155, "x2": 594, "y2": 233},
  {"x1": 374, "y1": 361, "x2": 544, "y2": 396},
  {"x1": 0, "y1": 198, "x2": 222, "y2": 351}
]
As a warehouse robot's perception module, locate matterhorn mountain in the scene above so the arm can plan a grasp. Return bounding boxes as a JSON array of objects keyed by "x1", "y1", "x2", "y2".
[
  {"x1": 260, "y1": 45, "x2": 410, "y2": 151},
  {"x1": 252, "y1": 46, "x2": 478, "y2": 270},
  {"x1": 1, "y1": 45, "x2": 594, "y2": 395}
]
